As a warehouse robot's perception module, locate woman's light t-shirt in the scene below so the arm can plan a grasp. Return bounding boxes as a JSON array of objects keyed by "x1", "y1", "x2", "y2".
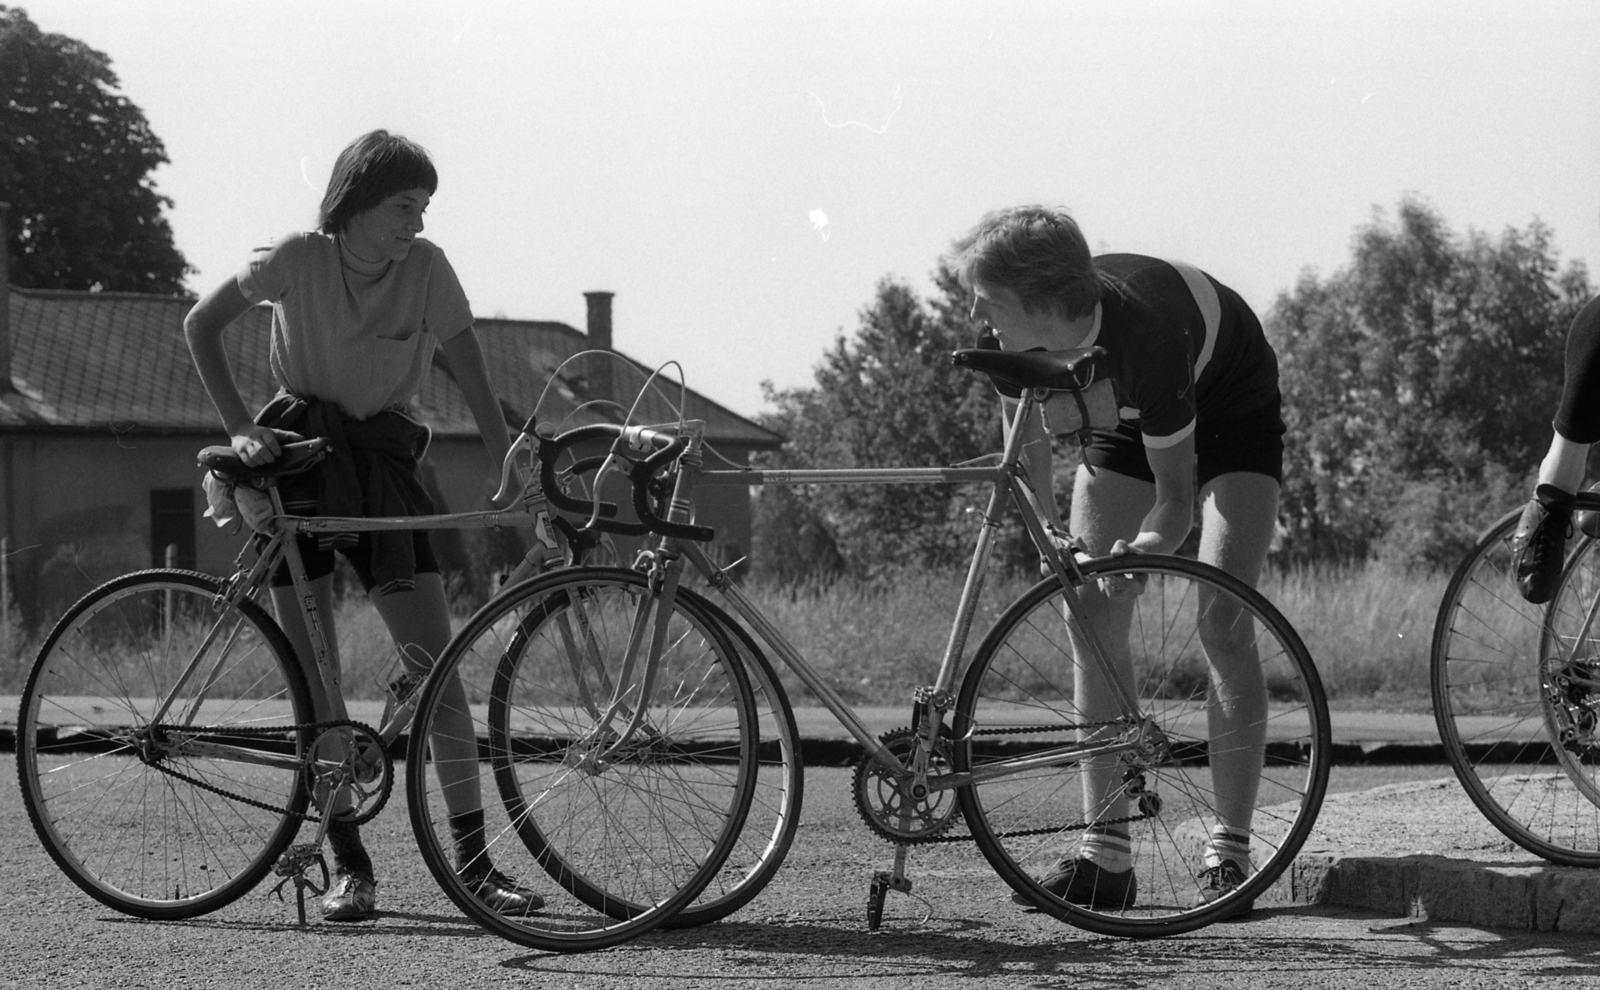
[{"x1": 236, "y1": 231, "x2": 474, "y2": 420}]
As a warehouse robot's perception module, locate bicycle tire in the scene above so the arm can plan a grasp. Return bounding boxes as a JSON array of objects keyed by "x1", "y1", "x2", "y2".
[
  {"x1": 954, "y1": 554, "x2": 1331, "y2": 937},
  {"x1": 405, "y1": 566, "x2": 759, "y2": 952},
  {"x1": 17, "y1": 569, "x2": 314, "y2": 919},
  {"x1": 1431, "y1": 503, "x2": 1600, "y2": 866},
  {"x1": 661, "y1": 594, "x2": 802, "y2": 927}
]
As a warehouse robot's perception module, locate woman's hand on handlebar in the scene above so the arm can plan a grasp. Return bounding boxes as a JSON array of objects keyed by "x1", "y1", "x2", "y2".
[{"x1": 230, "y1": 425, "x2": 304, "y2": 467}]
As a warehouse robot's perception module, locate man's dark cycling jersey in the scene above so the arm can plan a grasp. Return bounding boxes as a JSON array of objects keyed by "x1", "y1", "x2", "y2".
[
  {"x1": 1084, "y1": 254, "x2": 1279, "y2": 448},
  {"x1": 1554, "y1": 295, "x2": 1600, "y2": 444}
]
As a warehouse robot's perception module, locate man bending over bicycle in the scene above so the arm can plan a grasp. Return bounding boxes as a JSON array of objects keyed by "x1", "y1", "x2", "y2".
[{"x1": 949, "y1": 205, "x2": 1285, "y2": 911}]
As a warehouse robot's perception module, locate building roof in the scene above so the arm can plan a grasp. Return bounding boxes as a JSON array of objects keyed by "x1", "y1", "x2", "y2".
[{"x1": 0, "y1": 287, "x2": 783, "y2": 449}]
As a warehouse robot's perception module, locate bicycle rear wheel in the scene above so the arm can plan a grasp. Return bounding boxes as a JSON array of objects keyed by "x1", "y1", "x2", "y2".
[
  {"x1": 1431, "y1": 504, "x2": 1600, "y2": 866},
  {"x1": 406, "y1": 566, "x2": 760, "y2": 952},
  {"x1": 17, "y1": 569, "x2": 313, "y2": 919},
  {"x1": 955, "y1": 555, "x2": 1330, "y2": 937}
]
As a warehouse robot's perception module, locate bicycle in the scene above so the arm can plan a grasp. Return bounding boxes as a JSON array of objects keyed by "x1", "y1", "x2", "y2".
[
  {"x1": 15, "y1": 357, "x2": 802, "y2": 953},
  {"x1": 405, "y1": 344, "x2": 1332, "y2": 940},
  {"x1": 1431, "y1": 496, "x2": 1600, "y2": 866}
]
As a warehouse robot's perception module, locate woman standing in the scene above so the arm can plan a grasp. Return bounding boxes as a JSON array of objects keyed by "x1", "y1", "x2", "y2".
[{"x1": 184, "y1": 130, "x2": 538, "y2": 922}]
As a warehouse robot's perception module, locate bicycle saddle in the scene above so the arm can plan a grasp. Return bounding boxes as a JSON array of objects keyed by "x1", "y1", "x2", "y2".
[
  {"x1": 197, "y1": 438, "x2": 331, "y2": 481},
  {"x1": 951, "y1": 346, "x2": 1106, "y2": 393}
]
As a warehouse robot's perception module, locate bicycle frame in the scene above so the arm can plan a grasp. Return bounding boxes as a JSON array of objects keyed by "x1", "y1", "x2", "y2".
[
  {"x1": 591, "y1": 388, "x2": 1155, "y2": 790},
  {"x1": 141, "y1": 460, "x2": 575, "y2": 817}
]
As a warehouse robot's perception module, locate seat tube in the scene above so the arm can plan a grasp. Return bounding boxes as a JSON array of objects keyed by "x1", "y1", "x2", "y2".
[
  {"x1": 278, "y1": 511, "x2": 349, "y2": 723},
  {"x1": 930, "y1": 394, "x2": 1044, "y2": 691}
]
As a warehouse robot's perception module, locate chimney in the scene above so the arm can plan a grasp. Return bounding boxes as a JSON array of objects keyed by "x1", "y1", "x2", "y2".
[
  {"x1": 583, "y1": 291, "x2": 614, "y2": 351},
  {"x1": 0, "y1": 202, "x2": 13, "y2": 395},
  {"x1": 583, "y1": 291, "x2": 614, "y2": 406}
]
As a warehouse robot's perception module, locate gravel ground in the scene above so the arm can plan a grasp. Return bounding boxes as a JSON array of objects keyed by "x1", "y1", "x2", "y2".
[{"x1": 8, "y1": 766, "x2": 1600, "y2": 990}]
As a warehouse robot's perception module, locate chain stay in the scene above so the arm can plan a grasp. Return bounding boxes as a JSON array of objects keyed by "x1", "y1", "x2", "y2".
[
  {"x1": 859, "y1": 719, "x2": 1152, "y2": 844},
  {"x1": 142, "y1": 719, "x2": 380, "y2": 823}
]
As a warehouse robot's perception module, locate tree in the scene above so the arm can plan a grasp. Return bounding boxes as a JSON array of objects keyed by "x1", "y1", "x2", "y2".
[
  {"x1": 1267, "y1": 196, "x2": 1592, "y2": 569},
  {"x1": 0, "y1": 5, "x2": 188, "y2": 292},
  {"x1": 751, "y1": 265, "x2": 1064, "y2": 583}
]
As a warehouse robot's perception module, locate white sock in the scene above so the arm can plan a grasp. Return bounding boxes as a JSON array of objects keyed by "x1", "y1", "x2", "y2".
[
  {"x1": 1078, "y1": 827, "x2": 1132, "y2": 873},
  {"x1": 1205, "y1": 825, "x2": 1250, "y2": 870}
]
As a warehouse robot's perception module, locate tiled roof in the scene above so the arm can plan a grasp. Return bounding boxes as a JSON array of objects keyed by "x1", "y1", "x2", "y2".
[{"x1": 0, "y1": 287, "x2": 783, "y2": 448}]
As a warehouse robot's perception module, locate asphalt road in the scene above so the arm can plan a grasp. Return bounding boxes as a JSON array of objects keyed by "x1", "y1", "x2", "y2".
[{"x1": 8, "y1": 765, "x2": 1600, "y2": 990}]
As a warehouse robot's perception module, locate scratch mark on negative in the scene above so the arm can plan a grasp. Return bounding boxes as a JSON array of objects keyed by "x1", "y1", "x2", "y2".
[{"x1": 810, "y1": 85, "x2": 903, "y2": 134}]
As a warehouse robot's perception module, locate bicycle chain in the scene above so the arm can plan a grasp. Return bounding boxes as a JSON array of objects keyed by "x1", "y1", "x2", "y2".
[
  {"x1": 141, "y1": 718, "x2": 383, "y2": 824},
  {"x1": 917, "y1": 804, "x2": 1149, "y2": 844},
  {"x1": 914, "y1": 718, "x2": 1151, "y2": 844}
]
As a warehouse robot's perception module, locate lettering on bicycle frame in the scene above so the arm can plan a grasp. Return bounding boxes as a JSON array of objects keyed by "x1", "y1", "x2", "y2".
[{"x1": 531, "y1": 510, "x2": 559, "y2": 552}]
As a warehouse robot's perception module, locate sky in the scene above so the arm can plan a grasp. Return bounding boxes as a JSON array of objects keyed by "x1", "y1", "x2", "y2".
[{"x1": 13, "y1": 0, "x2": 1600, "y2": 417}]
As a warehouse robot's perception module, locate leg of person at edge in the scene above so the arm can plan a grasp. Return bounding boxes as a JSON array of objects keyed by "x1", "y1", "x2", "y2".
[
  {"x1": 184, "y1": 130, "x2": 542, "y2": 923},
  {"x1": 1512, "y1": 296, "x2": 1600, "y2": 605},
  {"x1": 947, "y1": 205, "x2": 1286, "y2": 912}
]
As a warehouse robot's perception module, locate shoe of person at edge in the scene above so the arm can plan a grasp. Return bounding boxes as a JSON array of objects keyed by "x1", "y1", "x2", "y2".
[
  {"x1": 1010, "y1": 857, "x2": 1137, "y2": 910},
  {"x1": 1511, "y1": 484, "x2": 1575, "y2": 604},
  {"x1": 461, "y1": 866, "x2": 545, "y2": 915},
  {"x1": 1191, "y1": 858, "x2": 1255, "y2": 915},
  {"x1": 321, "y1": 872, "x2": 378, "y2": 922}
]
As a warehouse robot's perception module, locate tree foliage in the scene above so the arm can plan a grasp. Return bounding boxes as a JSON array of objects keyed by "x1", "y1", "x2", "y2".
[
  {"x1": 751, "y1": 266, "x2": 1056, "y2": 583},
  {"x1": 0, "y1": 5, "x2": 188, "y2": 292},
  {"x1": 1268, "y1": 196, "x2": 1592, "y2": 569}
]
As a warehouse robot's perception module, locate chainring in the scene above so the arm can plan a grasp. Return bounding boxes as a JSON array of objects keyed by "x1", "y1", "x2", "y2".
[
  {"x1": 304, "y1": 721, "x2": 392, "y2": 826},
  {"x1": 852, "y1": 726, "x2": 962, "y2": 844}
]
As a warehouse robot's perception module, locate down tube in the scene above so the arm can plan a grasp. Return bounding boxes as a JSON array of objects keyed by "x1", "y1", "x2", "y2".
[{"x1": 676, "y1": 541, "x2": 899, "y2": 768}]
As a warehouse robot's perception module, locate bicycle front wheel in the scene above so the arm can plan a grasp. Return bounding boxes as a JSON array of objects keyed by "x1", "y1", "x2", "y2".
[
  {"x1": 16, "y1": 569, "x2": 313, "y2": 919},
  {"x1": 1431, "y1": 506, "x2": 1600, "y2": 866},
  {"x1": 955, "y1": 555, "x2": 1330, "y2": 937},
  {"x1": 406, "y1": 566, "x2": 760, "y2": 952},
  {"x1": 662, "y1": 594, "x2": 802, "y2": 928}
]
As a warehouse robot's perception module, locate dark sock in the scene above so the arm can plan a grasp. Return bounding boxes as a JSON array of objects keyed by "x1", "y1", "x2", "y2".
[
  {"x1": 327, "y1": 820, "x2": 374, "y2": 880},
  {"x1": 451, "y1": 809, "x2": 490, "y2": 877}
]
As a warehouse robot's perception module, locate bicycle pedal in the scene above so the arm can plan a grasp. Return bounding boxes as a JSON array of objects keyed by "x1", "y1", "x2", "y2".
[
  {"x1": 270, "y1": 843, "x2": 329, "y2": 927},
  {"x1": 866, "y1": 869, "x2": 914, "y2": 930}
]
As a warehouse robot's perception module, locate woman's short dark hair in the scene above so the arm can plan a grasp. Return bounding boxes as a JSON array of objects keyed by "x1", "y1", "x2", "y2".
[
  {"x1": 947, "y1": 205, "x2": 1105, "y2": 320},
  {"x1": 318, "y1": 130, "x2": 438, "y2": 234}
]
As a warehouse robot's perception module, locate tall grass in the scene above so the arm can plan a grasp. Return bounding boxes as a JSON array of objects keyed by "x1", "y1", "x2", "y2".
[
  {"x1": 1, "y1": 561, "x2": 1451, "y2": 712},
  {"x1": 734, "y1": 569, "x2": 1035, "y2": 707},
  {"x1": 735, "y1": 562, "x2": 1447, "y2": 712},
  {"x1": 0, "y1": 585, "x2": 30, "y2": 693},
  {"x1": 1260, "y1": 563, "x2": 1445, "y2": 710}
]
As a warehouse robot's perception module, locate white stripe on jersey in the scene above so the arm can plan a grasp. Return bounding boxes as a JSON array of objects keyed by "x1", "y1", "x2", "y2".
[
  {"x1": 1140, "y1": 262, "x2": 1220, "y2": 448},
  {"x1": 1170, "y1": 261, "x2": 1221, "y2": 380}
]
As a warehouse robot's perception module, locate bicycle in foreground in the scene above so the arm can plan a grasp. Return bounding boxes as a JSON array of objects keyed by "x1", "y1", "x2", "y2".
[
  {"x1": 15, "y1": 358, "x2": 799, "y2": 953},
  {"x1": 402, "y1": 343, "x2": 1332, "y2": 943},
  {"x1": 1431, "y1": 496, "x2": 1600, "y2": 865}
]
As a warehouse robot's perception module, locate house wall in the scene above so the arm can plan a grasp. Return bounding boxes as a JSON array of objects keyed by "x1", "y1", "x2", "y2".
[
  {"x1": 0, "y1": 432, "x2": 233, "y2": 627},
  {"x1": 0, "y1": 430, "x2": 761, "y2": 631}
]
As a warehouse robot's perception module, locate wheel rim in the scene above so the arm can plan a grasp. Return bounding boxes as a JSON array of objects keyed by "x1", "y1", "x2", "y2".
[
  {"x1": 1432, "y1": 509, "x2": 1600, "y2": 866},
  {"x1": 407, "y1": 567, "x2": 759, "y2": 950},
  {"x1": 955, "y1": 557, "x2": 1329, "y2": 935},
  {"x1": 18, "y1": 571, "x2": 309, "y2": 918}
]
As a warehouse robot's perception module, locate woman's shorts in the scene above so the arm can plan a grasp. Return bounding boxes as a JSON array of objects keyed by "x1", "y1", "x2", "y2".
[
  {"x1": 269, "y1": 530, "x2": 440, "y2": 594},
  {"x1": 1083, "y1": 397, "x2": 1286, "y2": 488}
]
